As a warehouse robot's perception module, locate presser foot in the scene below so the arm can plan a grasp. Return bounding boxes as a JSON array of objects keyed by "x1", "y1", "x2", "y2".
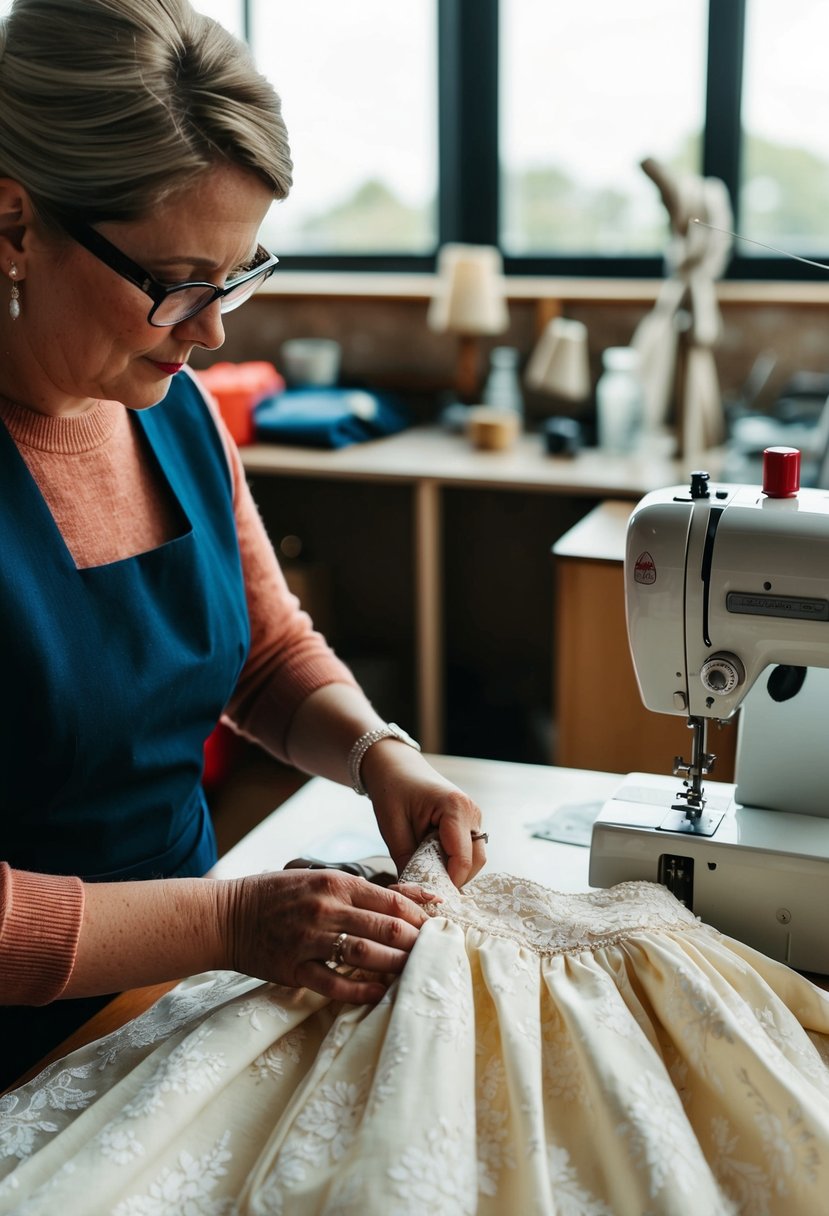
[
  {"x1": 668, "y1": 717, "x2": 720, "y2": 832},
  {"x1": 659, "y1": 805, "x2": 725, "y2": 836},
  {"x1": 665, "y1": 780, "x2": 722, "y2": 833}
]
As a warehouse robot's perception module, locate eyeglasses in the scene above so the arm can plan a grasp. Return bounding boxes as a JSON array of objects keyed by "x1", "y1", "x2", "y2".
[{"x1": 60, "y1": 218, "x2": 279, "y2": 327}]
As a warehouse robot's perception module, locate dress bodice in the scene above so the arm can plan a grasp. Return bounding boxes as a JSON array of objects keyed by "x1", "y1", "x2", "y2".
[{"x1": 404, "y1": 836, "x2": 702, "y2": 957}]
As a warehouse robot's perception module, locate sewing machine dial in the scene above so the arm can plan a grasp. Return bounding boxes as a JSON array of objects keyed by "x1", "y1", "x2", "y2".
[{"x1": 700, "y1": 652, "x2": 745, "y2": 696}]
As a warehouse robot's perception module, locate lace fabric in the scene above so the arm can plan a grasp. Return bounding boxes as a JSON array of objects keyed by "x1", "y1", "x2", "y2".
[
  {"x1": 1, "y1": 840, "x2": 829, "y2": 1215},
  {"x1": 403, "y1": 836, "x2": 702, "y2": 956}
]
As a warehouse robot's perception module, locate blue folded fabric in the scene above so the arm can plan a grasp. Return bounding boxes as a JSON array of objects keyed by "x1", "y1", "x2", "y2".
[{"x1": 253, "y1": 388, "x2": 411, "y2": 449}]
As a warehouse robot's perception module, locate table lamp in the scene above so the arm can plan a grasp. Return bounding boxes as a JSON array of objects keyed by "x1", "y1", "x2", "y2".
[
  {"x1": 428, "y1": 243, "x2": 509, "y2": 403},
  {"x1": 524, "y1": 316, "x2": 591, "y2": 407}
]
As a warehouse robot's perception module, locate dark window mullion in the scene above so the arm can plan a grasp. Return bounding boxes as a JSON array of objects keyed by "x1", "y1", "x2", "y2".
[
  {"x1": 702, "y1": 0, "x2": 746, "y2": 225},
  {"x1": 438, "y1": 0, "x2": 499, "y2": 246}
]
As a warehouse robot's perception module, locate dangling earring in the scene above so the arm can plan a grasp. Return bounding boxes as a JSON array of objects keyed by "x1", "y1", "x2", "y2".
[{"x1": 8, "y1": 264, "x2": 20, "y2": 321}]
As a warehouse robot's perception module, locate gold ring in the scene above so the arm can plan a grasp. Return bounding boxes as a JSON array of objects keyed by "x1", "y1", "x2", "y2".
[
  {"x1": 324, "y1": 931, "x2": 348, "y2": 970},
  {"x1": 470, "y1": 830, "x2": 489, "y2": 844}
]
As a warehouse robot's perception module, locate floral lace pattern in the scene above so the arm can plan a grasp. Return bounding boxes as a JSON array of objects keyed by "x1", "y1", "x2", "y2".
[
  {"x1": 1, "y1": 839, "x2": 829, "y2": 1215},
  {"x1": 403, "y1": 835, "x2": 702, "y2": 955}
]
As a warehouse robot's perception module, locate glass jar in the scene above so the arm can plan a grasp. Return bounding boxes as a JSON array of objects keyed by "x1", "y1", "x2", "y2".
[
  {"x1": 482, "y1": 346, "x2": 524, "y2": 421},
  {"x1": 595, "y1": 347, "x2": 645, "y2": 453}
]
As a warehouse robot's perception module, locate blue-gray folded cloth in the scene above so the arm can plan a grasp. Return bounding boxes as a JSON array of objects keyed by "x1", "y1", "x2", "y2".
[{"x1": 254, "y1": 388, "x2": 410, "y2": 448}]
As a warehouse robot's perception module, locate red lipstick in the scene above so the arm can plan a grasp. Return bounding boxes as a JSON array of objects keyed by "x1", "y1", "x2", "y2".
[{"x1": 149, "y1": 361, "x2": 185, "y2": 375}]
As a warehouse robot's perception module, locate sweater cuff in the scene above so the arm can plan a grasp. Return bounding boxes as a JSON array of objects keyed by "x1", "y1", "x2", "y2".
[{"x1": 0, "y1": 864, "x2": 85, "y2": 1006}]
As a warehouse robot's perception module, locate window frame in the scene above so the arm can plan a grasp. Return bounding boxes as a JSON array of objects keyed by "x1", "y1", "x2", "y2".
[{"x1": 246, "y1": 0, "x2": 826, "y2": 280}]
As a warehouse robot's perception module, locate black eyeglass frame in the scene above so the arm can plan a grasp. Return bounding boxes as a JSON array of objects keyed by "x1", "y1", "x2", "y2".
[{"x1": 60, "y1": 218, "x2": 279, "y2": 327}]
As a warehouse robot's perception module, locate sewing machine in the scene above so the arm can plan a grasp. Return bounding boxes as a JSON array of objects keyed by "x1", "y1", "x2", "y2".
[{"x1": 589, "y1": 447, "x2": 829, "y2": 972}]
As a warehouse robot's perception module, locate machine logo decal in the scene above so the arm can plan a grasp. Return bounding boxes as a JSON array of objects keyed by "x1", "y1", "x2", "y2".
[{"x1": 633, "y1": 551, "x2": 656, "y2": 584}]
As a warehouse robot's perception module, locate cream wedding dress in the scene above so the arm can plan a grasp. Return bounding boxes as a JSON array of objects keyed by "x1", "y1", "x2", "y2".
[{"x1": 2, "y1": 837, "x2": 829, "y2": 1215}]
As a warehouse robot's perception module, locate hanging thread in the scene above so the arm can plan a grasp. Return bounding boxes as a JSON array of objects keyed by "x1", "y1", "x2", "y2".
[{"x1": 692, "y1": 218, "x2": 829, "y2": 273}]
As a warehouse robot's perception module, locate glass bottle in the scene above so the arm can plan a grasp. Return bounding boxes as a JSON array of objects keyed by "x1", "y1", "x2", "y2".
[
  {"x1": 595, "y1": 347, "x2": 645, "y2": 454},
  {"x1": 482, "y1": 346, "x2": 524, "y2": 421}
]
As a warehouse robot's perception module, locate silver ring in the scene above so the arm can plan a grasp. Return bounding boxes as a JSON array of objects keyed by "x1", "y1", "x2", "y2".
[
  {"x1": 470, "y1": 830, "x2": 489, "y2": 844},
  {"x1": 324, "y1": 931, "x2": 348, "y2": 970}
]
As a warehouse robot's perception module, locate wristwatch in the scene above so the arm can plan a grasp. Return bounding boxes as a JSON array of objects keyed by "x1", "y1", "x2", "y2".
[{"x1": 347, "y1": 722, "x2": 421, "y2": 796}]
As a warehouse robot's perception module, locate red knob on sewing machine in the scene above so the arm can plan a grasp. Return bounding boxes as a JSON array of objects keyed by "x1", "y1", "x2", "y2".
[{"x1": 762, "y1": 446, "x2": 800, "y2": 498}]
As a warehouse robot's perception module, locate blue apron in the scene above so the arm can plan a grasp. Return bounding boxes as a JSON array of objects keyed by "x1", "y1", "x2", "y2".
[{"x1": 0, "y1": 374, "x2": 250, "y2": 1083}]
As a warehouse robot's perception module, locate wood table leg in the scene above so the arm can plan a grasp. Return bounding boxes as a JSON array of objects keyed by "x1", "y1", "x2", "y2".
[{"x1": 413, "y1": 479, "x2": 443, "y2": 752}]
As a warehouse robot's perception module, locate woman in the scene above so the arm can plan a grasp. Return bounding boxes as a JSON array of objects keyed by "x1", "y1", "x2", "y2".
[
  {"x1": 5, "y1": 6, "x2": 829, "y2": 1211},
  {"x1": 0, "y1": 0, "x2": 484, "y2": 1088}
]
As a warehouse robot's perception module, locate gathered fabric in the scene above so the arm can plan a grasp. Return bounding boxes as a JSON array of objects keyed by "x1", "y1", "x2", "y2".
[{"x1": 1, "y1": 837, "x2": 829, "y2": 1215}]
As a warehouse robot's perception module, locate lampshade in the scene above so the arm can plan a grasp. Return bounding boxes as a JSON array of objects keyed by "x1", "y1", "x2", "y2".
[
  {"x1": 427, "y1": 243, "x2": 509, "y2": 335},
  {"x1": 524, "y1": 317, "x2": 591, "y2": 402}
]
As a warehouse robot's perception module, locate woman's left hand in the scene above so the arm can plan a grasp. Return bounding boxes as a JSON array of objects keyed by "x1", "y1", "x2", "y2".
[{"x1": 359, "y1": 741, "x2": 486, "y2": 887}]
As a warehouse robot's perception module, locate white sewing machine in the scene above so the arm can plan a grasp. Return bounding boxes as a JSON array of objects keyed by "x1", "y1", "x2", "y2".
[{"x1": 589, "y1": 448, "x2": 829, "y2": 972}]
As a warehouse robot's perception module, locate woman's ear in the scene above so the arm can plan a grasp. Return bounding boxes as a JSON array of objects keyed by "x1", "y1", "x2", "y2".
[{"x1": 0, "y1": 179, "x2": 36, "y2": 276}]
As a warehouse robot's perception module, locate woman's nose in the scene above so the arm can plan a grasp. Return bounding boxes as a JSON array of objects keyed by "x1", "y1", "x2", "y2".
[{"x1": 173, "y1": 300, "x2": 226, "y2": 351}]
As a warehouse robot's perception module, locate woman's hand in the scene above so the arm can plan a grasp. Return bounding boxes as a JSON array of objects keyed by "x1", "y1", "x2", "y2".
[
  {"x1": 360, "y1": 741, "x2": 486, "y2": 887},
  {"x1": 280, "y1": 684, "x2": 487, "y2": 889},
  {"x1": 217, "y1": 868, "x2": 436, "y2": 1004}
]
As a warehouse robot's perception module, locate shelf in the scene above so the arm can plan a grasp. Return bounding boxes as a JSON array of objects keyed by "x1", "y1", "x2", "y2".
[{"x1": 241, "y1": 425, "x2": 722, "y2": 498}]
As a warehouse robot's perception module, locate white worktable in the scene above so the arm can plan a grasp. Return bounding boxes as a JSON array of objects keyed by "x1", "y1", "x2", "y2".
[{"x1": 212, "y1": 754, "x2": 622, "y2": 892}]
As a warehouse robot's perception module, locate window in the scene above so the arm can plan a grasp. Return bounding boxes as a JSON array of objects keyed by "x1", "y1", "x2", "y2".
[
  {"x1": 250, "y1": 2, "x2": 438, "y2": 259},
  {"x1": 245, "y1": 0, "x2": 824, "y2": 278},
  {"x1": 500, "y1": 1, "x2": 708, "y2": 257},
  {"x1": 4, "y1": 0, "x2": 824, "y2": 277},
  {"x1": 741, "y1": 0, "x2": 829, "y2": 257},
  {"x1": 191, "y1": 0, "x2": 242, "y2": 39}
]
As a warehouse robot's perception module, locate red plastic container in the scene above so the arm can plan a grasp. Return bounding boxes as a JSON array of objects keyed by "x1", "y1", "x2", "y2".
[{"x1": 195, "y1": 361, "x2": 284, "y2": 445}]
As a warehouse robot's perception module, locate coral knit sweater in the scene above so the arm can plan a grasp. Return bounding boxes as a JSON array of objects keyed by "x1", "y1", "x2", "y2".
[{"x1": 0, "y1": 377, "x2": 357, "y2": 1006}]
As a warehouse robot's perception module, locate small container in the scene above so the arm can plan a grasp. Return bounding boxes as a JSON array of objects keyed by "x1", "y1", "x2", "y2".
[
  {"x1": 595, "y1": 347, "x2": 645, "y2": 454},
  {"x1": 466, "y1": 406, "x2": 520, "y2": 451},
  {"x1": 543, "y1": 416, "x2": 583, "y2": 457},
  {"x1": 194, "y1": 361, "x2": 284, "y2": 445},
  {"x1": 280, "y1": 338, "x2": 341, "y2": 388}
]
